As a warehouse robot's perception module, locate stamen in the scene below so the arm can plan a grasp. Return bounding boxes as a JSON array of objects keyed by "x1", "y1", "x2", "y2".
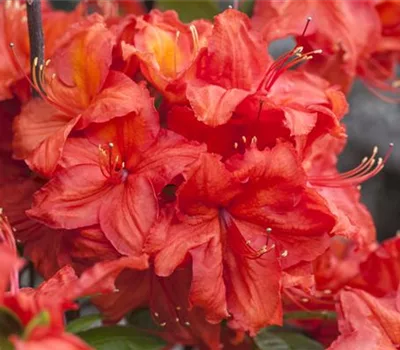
[
  {"x1": 309, "y1": 143, "x2": 393, "y2": 187},
  {"x1": 189, "y1": 24, "x2": 199, "y2": 54},
  {"x1": 301, "y1": 16, "x2": 312, "y2": 37},
  {"x1": 9, "y1": 44, "x2": 76, "y2": 116},
  {"x1": 174, "y1": 31, "x2": 180, "y2": 77},
  {"x1": 260, "y1": 46, "x2": 323, "y2": 92}
]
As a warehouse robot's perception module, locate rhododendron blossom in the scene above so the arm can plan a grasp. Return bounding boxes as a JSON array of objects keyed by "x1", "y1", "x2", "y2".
[{"x1": 0, "y1": 1, "x2": 398, "y2": 349}]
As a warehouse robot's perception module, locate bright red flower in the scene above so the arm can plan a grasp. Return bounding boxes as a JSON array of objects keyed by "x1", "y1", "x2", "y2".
[
  {"x1": 0, "y1": 0, "x2": 83, "y2": 101},
  {"x1": 12, "y1": 14, "x2": 142, "y2": 176},
  {"x1": 329, "y1": 287, "x2": 400, "y2": 349},
  {"x1": 26, "y1": 105, "x2": 205, "y2": 256},
  {"x1": 146, "y1": 142, "x2": 335, "y2": 335},
  {"x1": 168, "y1": 70, "x2": 346, "y2": 160},
  {"x1": 183, "y1": 9, "x2": 271, "y2": 127},
  {"x1": 167, "y1": 9, "x2": 347, "y2": 159},
  {"x1": 0, "y1": 208, "x2": 148, "y2": 350},
  {"x1": 359, "y1": 235, "x2": 400, "y2": 296},
  {"x1": 303, "y1": 133, "x2": 386, "y2": 246},
  {"x1": 252, "y1": 0, "x2": 381, "y2": 92},
  {"x1": 122, "y1": 9, "x2": 212, "y2": 102}
]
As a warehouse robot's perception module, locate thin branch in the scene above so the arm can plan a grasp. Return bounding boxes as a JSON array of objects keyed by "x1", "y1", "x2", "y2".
[{"x1": 26, "y1": 0, "x2": 44, "y2": 98}]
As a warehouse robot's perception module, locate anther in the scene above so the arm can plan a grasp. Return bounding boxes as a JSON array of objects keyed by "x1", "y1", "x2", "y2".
[
  {"x1": 246, "y1": 240, "x2": 251, "y2": 245},
  {"x1": 175, "y1": 318, "x2": 180, "y2": 323},
  {"x1": 108, "y1": 142, "x2": 114, "y2": 148},
  {"x1": 301, "y1": 297, "x2": 310, "y2": 303},
  {"x1": 241, "y1": 136, "x2": 247, "y2": 144},
  {"x1": 266, "y1": 227, "x2": 272, "y2": 233},
  {"x1": 301, "y1": 17, "x2": 312, "y2": 37},
  {"x1": 160, "y1": 322, "x2": 167, "y2": 327},
  {"x1": 176, "y1": 306, "x2": 181, "y2": 311},
  {"x1": 323, "y1": 289, "x2": 332, "y2": 295},
  {"x1": 9, "y1": 42, "x2": 14, "y2": 48},
  {"x1": 234, "y1": 142, "x2": 238, "y2": 149},
  {"x1": 281, "y1": 250, "x2": 288, "y2": 257},
  {"x1": 154, "y1": 312, "x2": 159, "y2": 317},
  {"x1": 184, "y1": 321, "x2": 191, "y2": 327},
  {"x1": 251, "y1": 136, "x2": 258, "y2": 144}
]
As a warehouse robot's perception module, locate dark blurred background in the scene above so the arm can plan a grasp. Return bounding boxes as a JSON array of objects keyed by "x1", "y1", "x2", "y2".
[{"x1": 49, "y1": 0, "x2": 400, "y2": 241}]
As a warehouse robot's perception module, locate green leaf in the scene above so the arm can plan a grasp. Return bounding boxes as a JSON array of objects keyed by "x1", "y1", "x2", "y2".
[
  {"x1": 23, "y1": 311, "x2": 50, "y2": 340},
  {"x1": 284, "y1": 311, "x2": 337, "y2": 321},
  {"x1": 0, "y1": 307, "x2": 23, "y2": 337},
  {"x1": 0, "y1": 337, "x2": 14, "y2": 350},
  {"x1": 77, "y1": 326, "x2": 167, "y2": 350},
  {"x1": 156, "y1": 0, "x2": 219, "y2": 22},
  {"x1": 67, "y1": 314, "x2": 102, "y2": 334},
  {"x1": 127, "y1": 309, "x2": 160, "y2": 331},
  {"x1": 0, "y1": 307, "x2": 22, "y2": 350},
  {"x1": 255, "y1": 328, "x2": 324, "y2": 350}
]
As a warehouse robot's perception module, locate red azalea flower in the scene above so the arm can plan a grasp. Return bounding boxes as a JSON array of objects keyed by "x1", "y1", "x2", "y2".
[
  {"x1": 12, "y1": 14, "x2": 143, "y2": 176},
  {"x1": 146, "y1": 142, "x2": 335, "y2": 335},
  {"x1": 329, "y1": 287, "x2": 400, "y2": 349},
  {"x1": 359, "y1": 235, "x2": 400, "y2": 296},
  {"x1": 167, "y1": 9, "x2": 347, "y2": 159},
  {"x1": 0, "y1": 0, "x2": 83, "y2": 101},
  {"x1": 26, "y1": 106, "x2": 205, "y2": 256},
  {"x1": 0, "y1": 209, "x2": 148, "y2": 350},
  {"x1": 252, "y1": 0, "x2": 381, "y2": 92},
  {"x1": 122, "y1": 9, "x2": 212, "y2": 102},
  {"x1": 303, "y1": 133, "x2": 389, "y2": 246}
]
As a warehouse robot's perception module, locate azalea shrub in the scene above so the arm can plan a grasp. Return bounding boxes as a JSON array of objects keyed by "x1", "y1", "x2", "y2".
[{"x1": 0, "y1": 0, "x2": 399, "y2": 349}]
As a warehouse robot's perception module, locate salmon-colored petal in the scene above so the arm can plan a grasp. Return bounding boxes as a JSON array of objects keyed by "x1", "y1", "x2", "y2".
[
  {"x1": 78, "y1": 71, "x2": 147, "y2": 128},
  {"x1": 27, "y1": 165, "x2": 113, "y2": 229},
  {"x1": 12, "y1": 333, "x2": 93, "y2": 350},
  {"x1": 13, "y1": 99, "x2": 76, "y2": 176},
  {"x1": 50, "y1": 14, "x2": 115, "y2": 108},
  {"x1": 187, "y1": 83, "x2": 252, "y2": 127},
  {"x1": 99, "y1": 175, "x2": 158, "y2": 256}
]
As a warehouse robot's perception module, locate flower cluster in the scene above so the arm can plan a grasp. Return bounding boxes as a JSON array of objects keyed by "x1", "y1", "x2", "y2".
[{"x1": 0, "y1": 0, "x2": 399, "y2": 349}]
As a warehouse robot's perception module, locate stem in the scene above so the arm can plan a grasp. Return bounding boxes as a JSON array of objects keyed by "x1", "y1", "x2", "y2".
[{"x1": 26, "y1": 0, "x2": 44, "y2": 98}]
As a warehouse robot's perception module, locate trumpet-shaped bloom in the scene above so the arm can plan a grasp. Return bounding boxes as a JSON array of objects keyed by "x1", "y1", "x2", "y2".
[
  {"x1": 0, "y1": 0, "x2": 83, "y2": 101},
  {"x1": 27, "y1": 107, "x2": 205, "y2": 256},
  {"x1": 122, "y1": 9, "x2": 212, "y2": 102},
  {"x1": 13, "y1": 14, "x2": 143, "y2": 176},
  {"x1": 147, "y1": 143, "x2": 335, "y2": 335},
  {"x1": 252, "y1": 0, "x2": 381, "y2": 92}
]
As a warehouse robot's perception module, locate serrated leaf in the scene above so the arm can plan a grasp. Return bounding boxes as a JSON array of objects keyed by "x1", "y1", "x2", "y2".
[
  {"x1": 77, "y1": 326, "x2": 166, "y2": 350},
  {"x1": 156, "y1": 0, "x2": 219, "y2": 22},
  {"x1": 67, "y1": 314, "x2": 102, "y2": 334},
  {"x1": 0, "y1": 307, "x2": 23, "y2": 337},
  {"x1": 255, "y1": 328, "x2": 324, "y2": 350}
]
